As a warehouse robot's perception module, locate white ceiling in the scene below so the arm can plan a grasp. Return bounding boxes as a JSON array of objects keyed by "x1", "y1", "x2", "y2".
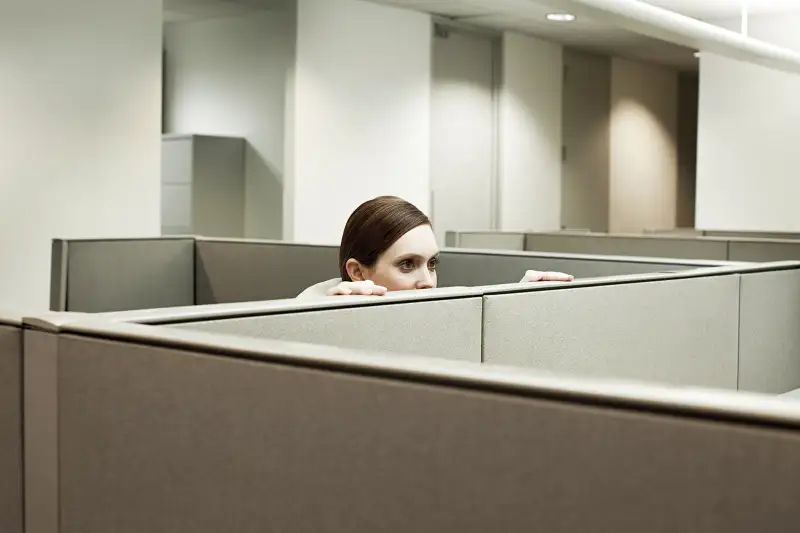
[
  {"x1": 371, "y1": 0, "x2": 702, "y2": 68},
  {"x1": 638, "y1": 0, "x2": 800, "y2": 20},
  {"x1": 163, "y1": 0, "x2": 800, "y2": 69}
]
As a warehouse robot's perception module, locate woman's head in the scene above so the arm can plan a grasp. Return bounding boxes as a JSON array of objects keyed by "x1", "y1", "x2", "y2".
[{"x1": 339, "y1": 196, "x2": 439, "y2": 291}]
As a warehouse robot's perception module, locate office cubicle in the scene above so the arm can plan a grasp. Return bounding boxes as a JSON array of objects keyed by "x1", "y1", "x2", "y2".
[
  {"x1": 102, "y1": 287, "x2": 486, "y2": 362},
  {"x1": 20, "y1": 314, "x2": 800, "y2": 533},
  {"x1": 82, "y1": 261, "x2": 800, "y2": 395},
  {"x1": 446, "y1": 231, "x2": 800, "y2": 263},
  {"x1": 0, "y1": 313, "x2": 23, "y2": 533},
  {"x1": 51, "y1": 237, "x2": 734, "y2": 312},
  {"x1": 648, "y1": 228, "x2": 800, "y2": 240}
]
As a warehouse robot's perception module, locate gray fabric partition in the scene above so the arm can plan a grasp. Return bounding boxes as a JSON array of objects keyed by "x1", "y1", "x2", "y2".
[
  {"x1": 728, "y1": 239, "x2": 800, "y2": 262},
  {"x1": 482, "y1": 275, "x2": 740, "y2": 389},
  {"x1": 195, "y1": 239, "x2": 722, "y2": 304},
  {"x1": 526, "y1": 232, "x2": 730, "y2": 260},
  {"x1": 449, "y1": 232, "x2": 526, "y2": 251},
  {"x1": 28, "y1": 322, "x2": 800, "y2": 533},
  {"x1": 738, "y1": 267, "x2": 800, "y2": 393},
  {"x1": 170, "y1": 293, "x2": 483, "y2": 362},
  {"x1": 52, "y1": 238, "x2": 195, "y2": 312},
  {"x1": 54, "y1": 237, "x2": 732, "y2": 311},
  {"x1": 706, "y1": 230, "x2": 800, "y2": 239},
  {"x1": 437, "y1": 249, "x2": 719, "y2": 287},
  {"x1": 0, "y1": 321, "x2": 23, "y2": 533},
  {"x1": 195, "y1": 239, "x2": 340, "y2": 304}
]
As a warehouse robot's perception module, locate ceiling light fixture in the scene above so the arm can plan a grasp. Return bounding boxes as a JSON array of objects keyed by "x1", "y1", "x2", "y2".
[{"x1": 546, "y1": 13, "x2": 576, "y2": 22}]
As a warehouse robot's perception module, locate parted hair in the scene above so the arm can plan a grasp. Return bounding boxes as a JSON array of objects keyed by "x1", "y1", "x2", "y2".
[{"x1": 339, "y1": 196, "x2": 431, "y2": 281}]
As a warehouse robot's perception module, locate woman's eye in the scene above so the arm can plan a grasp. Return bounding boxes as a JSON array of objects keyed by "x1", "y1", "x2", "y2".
[
  {"x1": 398, "y1": 260, "x2": 415, "y2": 272},
  {"x1": 428, "y1": 259, "x2": 438, "y2": 271}
]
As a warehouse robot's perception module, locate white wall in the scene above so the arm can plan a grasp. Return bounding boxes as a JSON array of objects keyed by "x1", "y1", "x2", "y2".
[
  {"x1": 164, "y1": 9, "x2": 296, "y2": 239},
  {"x1": 430, "y1": 28, "x2": 496, "y2": 243},
  {"x1": 0, "y1": 0, "x2": 162, "y2": 310},
  {"x1": 499, "y1": 33, "x2": 563, "y2": 232},
  {"x1": 697, "y1": 14, "x2": 800, "y2": 231},
  {"x1": 287, "y1": 0, "x2": 431, "y2": 244},
  {"x1": 561, "y1": 48, "x2": 611, "y2": 232},
  {"x1": 609, "y1": 57, "x2": 678, "y2": 233}
]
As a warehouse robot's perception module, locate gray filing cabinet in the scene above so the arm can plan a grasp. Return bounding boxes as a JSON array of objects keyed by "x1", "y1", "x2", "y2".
[{"x1": 161, "y1": 134, "x2": 246, "y2": 237}]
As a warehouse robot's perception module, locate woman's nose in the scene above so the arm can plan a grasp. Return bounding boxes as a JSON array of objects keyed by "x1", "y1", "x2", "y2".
[{"x1": 416, "y1": 269, "x2": 434, "y2": 289}]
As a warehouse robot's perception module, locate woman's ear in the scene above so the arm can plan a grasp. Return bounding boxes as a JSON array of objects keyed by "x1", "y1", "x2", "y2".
[{"x1": 345, "y1": 259, "x2": 368, "y2": 282}]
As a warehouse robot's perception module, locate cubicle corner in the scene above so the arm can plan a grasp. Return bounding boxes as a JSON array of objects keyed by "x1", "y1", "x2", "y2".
[{"x1": 50, "y1": 239, "x2": 69, "y2": 312}]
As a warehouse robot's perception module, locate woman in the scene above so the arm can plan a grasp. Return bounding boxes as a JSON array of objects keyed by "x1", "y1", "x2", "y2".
[{"x1": 298, "y1": 196, "x2": 573, "y2": 298}]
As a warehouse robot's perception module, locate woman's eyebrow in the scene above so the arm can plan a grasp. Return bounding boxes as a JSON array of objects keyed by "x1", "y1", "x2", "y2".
[
  {"x1": 394, "y1": 252, "x2": 439, "y2": 262},
  {"x1": 394, "y1": 253, "x2": 424, "y2": 262}
]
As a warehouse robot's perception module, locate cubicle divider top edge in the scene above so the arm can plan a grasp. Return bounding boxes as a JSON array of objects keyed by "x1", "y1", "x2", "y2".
[
  {"x1": 0, "y1": 312, "x2": 25, "y2": 326},
  {"x1": 24, "y1": 314, "x2": 800, "y2": 430},
  {"x1": 92, "y1": 287, "x2": 485, "y2": 326},
  {"x1": 58, "y1": 262, "x2": 800, "y2": 326},
  {"x1": 440, "y1": 246, "x2": 739, "y2": 268},
  {"x1": 478, "y1": 261, "x2": 800, "y2": 296}
]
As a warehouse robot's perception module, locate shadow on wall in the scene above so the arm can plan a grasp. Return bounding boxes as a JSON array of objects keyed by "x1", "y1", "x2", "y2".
[{"x1": 245, "y1": 142, "x2": 283, "y2": 240}]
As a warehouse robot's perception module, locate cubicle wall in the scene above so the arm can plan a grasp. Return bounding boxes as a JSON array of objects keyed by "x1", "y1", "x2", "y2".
[
  {"x1": 21, "y1": 317, "x2": 800, "y2": 533},
  {"x1": 52, "y1": 237, "x2": 733, "y2": 311},
  {"x1": 107, "y1": 289, "x2": 485, "y2": 363},
  {"x1": 195, "y1": 239, "x2": 339, "y2": 304},
  {"x1": 482, "y1": 273, "x2": 739, "y2": 388},
  {"x1": 437, "y1": 249, "x2": 723, "y2": 286},
  {"x1": 99, "y1": 262, "x2": 800, "y2": 394},
  {"x1": 447, "y1": 231, "x2": 800, "y2": 263},
  {"x1": 526, "y1": 232, "x2": 730, "y2": 260},
  {"x1": 0, "y1": 314, "x2": 23, "y2": 533},
  {"x1": 728, "y1": 239, "x2": 800, "y2": 262},
  {"x1": 525, "y1": 232, "x2": 800, "y2": 262},
  {"x1": 648, "y1": 228, "x2": 800, "y2": 240},
  {"x1": 738, "y1": 267, "x2": 800, "y2": 393},
  {"x1": 445, "y1": 231, "x2": 526, "y2": 250},
  {"x1": 481, "y1": 263, "x2": 800, "y2": 393},
  {"x1": 51, "y1": 238, "x2": 195, "y2": 312}
]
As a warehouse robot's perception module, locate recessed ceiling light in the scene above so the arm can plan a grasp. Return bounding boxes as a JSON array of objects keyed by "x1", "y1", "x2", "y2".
[{"x1": 546, "y1": 13, "x2": 576, "y2": 22}]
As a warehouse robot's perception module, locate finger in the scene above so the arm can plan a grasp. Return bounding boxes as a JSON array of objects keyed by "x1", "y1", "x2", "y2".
[
  {"x1": 551, "y1": 272, "x2": 574, "y2": 281},
  {"x1": 522, "y1": 270, "x2": 543, "y2": 282},
  {"x1": 371, "y1": 285, "x2": 388, "y2": 296},
  {"x1": 540, "y1": 272, "x2": 573, "y2": 281},
  {"x1": 327, "y1": 287, "x2": 352, "y2": 296}
]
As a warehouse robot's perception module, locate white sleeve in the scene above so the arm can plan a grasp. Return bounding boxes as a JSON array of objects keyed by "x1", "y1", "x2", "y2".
[{"x1": 296, "y1": 278, "x2": 342, "y2": 299}]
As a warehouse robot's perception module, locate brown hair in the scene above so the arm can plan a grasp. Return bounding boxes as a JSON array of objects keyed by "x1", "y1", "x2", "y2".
[{"x1": 339, "y1": 196, "x2": 431, "y2": 281}]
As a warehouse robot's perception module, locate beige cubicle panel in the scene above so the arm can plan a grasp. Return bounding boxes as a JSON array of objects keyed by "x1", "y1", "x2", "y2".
[
  {"x1": 437, "y1": 249, "x2": 725, "y2": 286},
  {"x1": 162, "y1": 289, "x2": 484, "y2": 363},
  {"x1": 51, "y1": 236, "x2": 734, "y2": 312},
  {"x1": 525, "y1": 232, "x2": 730, "y2": 260},
  {"x1": 445, "y1": 231, "x2": 526, "y2": 251},
  {"x1": 195, "y1": 238, "x2": 340, "y2": 304},
  {"x1": 728, "y1": 239, "x2": 800, "y2": 262},
  {"x1": 481, "y1": 273, "x2": 740, "y2": 389},
  {"x1": 50, "y1": 238, "x2": 195, "y2": 312},
  {"x1": 0, "y1": 315, "x2": 23, "y2": 533},
  {"x1": 21, "y1": 317, "x2": 800, "y2": 533},
  {"x1": 738, "y1": 266, "x2": 800, "y2": 393},
  {"x1": 706, "y1": 230, "x2": 800, "y2": 240}
]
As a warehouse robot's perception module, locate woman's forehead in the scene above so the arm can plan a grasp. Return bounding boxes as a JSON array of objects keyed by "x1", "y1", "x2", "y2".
[{"x1": 383, "y1": 225, "x2": 439, "y2": 258}]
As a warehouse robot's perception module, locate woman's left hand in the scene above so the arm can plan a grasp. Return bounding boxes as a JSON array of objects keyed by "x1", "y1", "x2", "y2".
[{"x1": 520, "y1": 270, "x2": 574, "y2": 283}]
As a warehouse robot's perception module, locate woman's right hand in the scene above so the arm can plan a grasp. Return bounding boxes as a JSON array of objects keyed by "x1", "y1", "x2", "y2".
[{"x1": 327, "y1": 280, "x2": 388, "y2": 296}]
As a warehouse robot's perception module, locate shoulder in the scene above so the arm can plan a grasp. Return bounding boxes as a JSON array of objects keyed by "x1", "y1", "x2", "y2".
[{"x1": 296, "y1": 278, "x2": 342, "y2": 299}]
